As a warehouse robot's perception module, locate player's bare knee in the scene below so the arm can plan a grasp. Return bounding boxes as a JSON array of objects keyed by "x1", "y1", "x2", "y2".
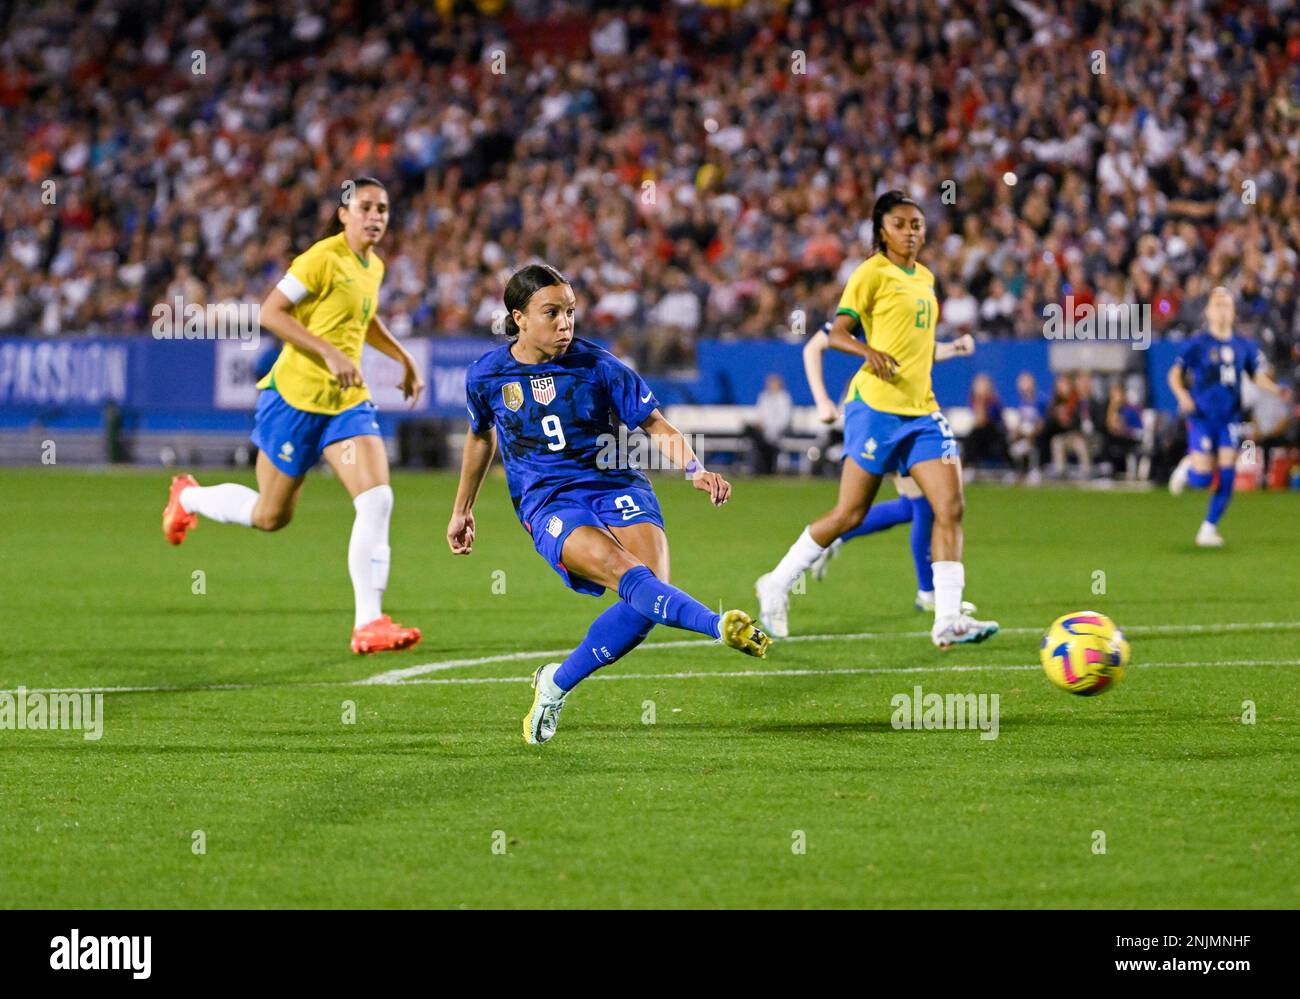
[
  {"x1": 253, "y1": 505, "x2": 293, "y2": 532},
  {"x1": 933, "y1": 494, "x2": 964, "y2": 526}
]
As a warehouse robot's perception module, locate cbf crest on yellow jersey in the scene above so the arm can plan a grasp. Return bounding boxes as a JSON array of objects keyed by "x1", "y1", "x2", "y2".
[
  {"x1": 836, "y1": 254, "x2": 939, "y2": 416},
  {"x1": 257, "y1": 232, "x2": 384, "y2": 415}
]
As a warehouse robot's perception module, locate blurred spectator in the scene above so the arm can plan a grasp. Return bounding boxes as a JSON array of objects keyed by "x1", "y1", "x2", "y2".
[
  {"x1": 979, "y1": 278, "x2": 1018, "y2": 337},
  {"x1": 964, "y1": 373, "x2": 1007, "y2": 467},
  {"x1": 1102, "y1": 382, "x2": 1145, "y2": 478},
  {"x1": 1039, "y1": 373, "x2": 1092, "y2": 478},
  {"x1": 646, "y1": 268, "x2": 701, "y2": 370},
  {"x1": 1006, "y1": 371, "x2": 1046, "y2": 480},
  {"x1": 745, "y1": 373, "x2": 793, "y2": 476},
  {"x1": 1074, "y1": 370, "x2": 1103, "y2": 445},
  {"x1": 0, "y1": 278, "x2": 33, "y2": 333},
  {"x1": 939, "y1": 284, "x2": 978, "y2": 337}
]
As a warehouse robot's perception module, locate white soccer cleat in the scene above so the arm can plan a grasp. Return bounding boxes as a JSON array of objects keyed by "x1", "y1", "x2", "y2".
[
  {"x1": 522, "y1": 662, "x2": 567, "y2": 745},
  {"x1": 1169, "y1": 455, "x2": 1192, "y2": 496},
  {"x1": 914, "y1": 590, "x2": 977, "y2": 615},
  {"x1": 810, "y1": 538, "x2": 842, "y2": 581},
  {"x1": 754, "y1": 572, "x2": 790, "y2": 639},
  {"x1": 1195, "y1": 521, "x2": 1224, "y2": 548},
  {"x1": 931, "y1": 614, "x2": 999, "y2": 650}
]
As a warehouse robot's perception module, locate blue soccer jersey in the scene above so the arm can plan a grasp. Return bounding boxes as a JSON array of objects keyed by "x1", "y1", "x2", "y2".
[
  {"x1": 465, "y1": 338, "x2": 661, "y2": 526},
  {"x1": 1174, "y1": 331, "x2": 1262, "y2": 425}
]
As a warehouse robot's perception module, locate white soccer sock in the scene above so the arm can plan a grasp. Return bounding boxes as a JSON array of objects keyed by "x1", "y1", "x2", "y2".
[
  {"x1": 770, "y1": 526, "x2": 826, "y2": 592},
  {"x1": 349, "y1": 484, "x2": 393, "y2": 629},
  {"x1": 179, "y1": 483, "x2": 258, "y2": 526},
  {"x1": 932, "y1": 560, "x2": 965, "y2": 622}
]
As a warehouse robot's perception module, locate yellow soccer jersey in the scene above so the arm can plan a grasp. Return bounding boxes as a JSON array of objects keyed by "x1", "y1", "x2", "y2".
[
  {"x1": 257, "y1": 232, "x2": 384, "y2": 414},
  {"x1": 837, "y1": 254, "x2": 939, "y2": 416}
]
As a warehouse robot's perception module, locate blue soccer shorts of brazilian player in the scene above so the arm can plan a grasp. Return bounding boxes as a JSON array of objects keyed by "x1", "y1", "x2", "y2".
[
  {"x1": 525, "y1": 485, "x2": 665, "y2": 596},
  {"x1": 1185, "y1": 417, "x2": 1239, "y2": 455},
  {"x1": 251, "y1": 388, "x2": 382, "y2": 477},
  {"x1": 843, "y1": 399, "x2": 955, "y2": 476}
]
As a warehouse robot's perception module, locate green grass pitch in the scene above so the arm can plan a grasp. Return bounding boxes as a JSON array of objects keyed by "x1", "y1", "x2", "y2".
[{"x1": 1, "y1": 467, "x2": 1296, "y2": 908}]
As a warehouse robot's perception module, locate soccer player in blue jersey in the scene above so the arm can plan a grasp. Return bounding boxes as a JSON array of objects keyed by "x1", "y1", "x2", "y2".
[
  {"x1": 447, "y1": 264, "x2": 771, "y2": 745},
  {"x1": 802, "y1": 319, "x2": 979, "y2": 616},
  {"x1": 1167, "y1": 286, "x2": 1290, "y2": 546}
]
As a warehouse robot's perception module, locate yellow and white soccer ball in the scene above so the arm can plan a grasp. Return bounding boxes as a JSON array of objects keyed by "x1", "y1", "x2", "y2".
[{"x1": 1039, "y1": 611, "x2": 1130, "y2": 696}]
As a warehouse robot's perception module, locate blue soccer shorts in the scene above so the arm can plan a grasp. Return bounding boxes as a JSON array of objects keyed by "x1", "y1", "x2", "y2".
[
  {"x1": 843, "y1": 400, "x2": 956, "y2": 476},
  {"x1": 523, "y1": 484, "x2": 665, "y2": 596},
  {"x1": 1185, "y1": 417, "x2": 1239, "y2": 455},
  {"x1": 251, "y1": 388, "x2": 382, "y2": 477}
]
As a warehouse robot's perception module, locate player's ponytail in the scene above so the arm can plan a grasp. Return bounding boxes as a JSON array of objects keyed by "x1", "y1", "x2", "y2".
[
  {"x1": 499, "y1": 263, "x2": 570, "y2": 338},
  {"x1": 871, "y1": 189, "x2": 922, "y2": 254},
  {"x1": 321, "y1": 177, "x2": 387, "y2": 240}
]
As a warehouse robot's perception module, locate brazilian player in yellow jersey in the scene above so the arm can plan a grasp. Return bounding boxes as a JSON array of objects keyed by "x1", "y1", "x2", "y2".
[
  {"x1": 160, "y1": 177, "x2": 426, "y2": 654},
  {"x1": 756, "y1": 190, "x2": 999, "y2": 649}
]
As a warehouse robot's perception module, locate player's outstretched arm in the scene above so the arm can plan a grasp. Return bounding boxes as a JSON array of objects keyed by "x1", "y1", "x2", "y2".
[
  {"x1": 802, "y1": 326, "x2": 840, "y2": 423},
  {"x1": 934, "y1": 334, "x2": 976, "y2": 362},
  {"x1": 365, "y1": 316, "x2": 425, "y2": 406},
  {"x1": 260, "y1": 287, "x2": 363, "y2": 389},
  {"x1": 447, "y1": 428, "x2": 497, "y2": 554},
  {"x1": 640, "y1": 409, "x2": 731, "y2": 507}
]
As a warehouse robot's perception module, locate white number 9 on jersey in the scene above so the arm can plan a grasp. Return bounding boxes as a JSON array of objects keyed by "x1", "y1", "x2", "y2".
[{"x1": 542, "y1": 414, "x2": 566, "y2": 451}]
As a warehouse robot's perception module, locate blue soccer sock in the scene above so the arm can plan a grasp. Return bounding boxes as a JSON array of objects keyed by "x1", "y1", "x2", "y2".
[
  {"x1": 1187, "y1": 468, "x2": 1213, "y2": 489},
  {"x1": 555, "y1": 602, "x2": 655, "y2": 691},
  {"x1": 1206, "y1": 467, "x2": 1236, "y2": 525},
  {"x1": 617, "y1": 565, "x2": 721, "y2": 639},
  {"x1": 839, "y1": 496, "x2": 914, "y2": 542},
  {"x1": 909, "y1": 496, "x2": 935, "y2": 593}
]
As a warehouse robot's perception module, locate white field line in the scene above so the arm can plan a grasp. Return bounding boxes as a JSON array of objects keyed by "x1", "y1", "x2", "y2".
[
  {"x1": 387, "y1": 658, "x2": 1300, "y2": 687},
  {"x1": 1, "y1": 658, "x2": 1297, "y2": 697},
  {"x1": 1, "y1": 619, "x2": 1297, "y2": 702},
  {"x1": 360, "y1": 620, "x2": 1300, "y2": 685},
  {"x1": 0, "y1": 681, "x2": 295, "y2": 696}
]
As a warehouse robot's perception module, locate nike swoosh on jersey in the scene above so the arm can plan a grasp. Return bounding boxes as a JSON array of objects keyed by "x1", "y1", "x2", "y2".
[{"x1": 641, "y1": 391, "x2": 653, "y2": 403}]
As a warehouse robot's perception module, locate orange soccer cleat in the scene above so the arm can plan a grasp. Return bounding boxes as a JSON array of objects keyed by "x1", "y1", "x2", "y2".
[
  {"x1": 162, "y1": 474, "x2": 199, "y2": 545},
  {"x1": 351, "y1": 614, "x2": 422, "y2": 655}
]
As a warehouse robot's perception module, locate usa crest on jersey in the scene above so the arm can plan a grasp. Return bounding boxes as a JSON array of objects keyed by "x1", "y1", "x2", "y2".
[
  {"x1": 502, "y1": 381, "x2": 524, "y2": 411},
  {"x1": 530, "y1": 376, "x2": 556, "y2": 406}
]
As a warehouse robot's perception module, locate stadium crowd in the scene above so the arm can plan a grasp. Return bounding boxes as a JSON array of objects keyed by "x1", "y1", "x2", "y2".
[{"x1": 1, "y1": 0, "x2": 1298, "y2": 392}]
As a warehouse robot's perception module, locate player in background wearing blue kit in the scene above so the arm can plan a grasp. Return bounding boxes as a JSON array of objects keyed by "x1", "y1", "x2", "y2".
[
  {"x1": 1167, "y1": 286, "x2": 1290, "y2": 546},
  {"x1": 447, "y1": 264, "x2": 771, "y2": 745},
  {"x1": 802, "y1": 319, "x2": 979, "y2": 616}
]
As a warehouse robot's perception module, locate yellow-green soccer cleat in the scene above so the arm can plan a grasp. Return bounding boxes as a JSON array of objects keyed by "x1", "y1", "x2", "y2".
[
  {"x1": 522, "y1": 662, "x2": 567, "y2": 745},
  {"x1": 720, "y1": 609, "x2": 772, "y2": 659}
]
